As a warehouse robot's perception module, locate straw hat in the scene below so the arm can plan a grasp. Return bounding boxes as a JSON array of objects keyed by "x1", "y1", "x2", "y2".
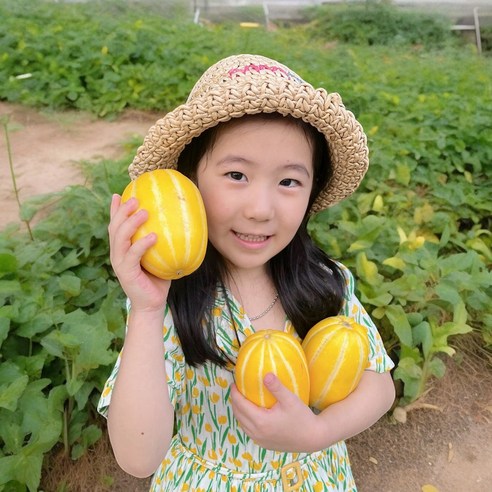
[{"x1": 129, "y1": 54, "x2": 369, "y2": 213}]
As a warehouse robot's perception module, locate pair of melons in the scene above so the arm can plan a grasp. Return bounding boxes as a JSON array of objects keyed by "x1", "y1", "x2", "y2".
[{"x1": 235, "y1": 316, "x2": 370, "y2": 411}]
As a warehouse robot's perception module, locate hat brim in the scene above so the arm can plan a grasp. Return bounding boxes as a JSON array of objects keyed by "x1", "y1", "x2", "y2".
[{"x1": 130, "y1": 78, "x2": 368, "y2": 214}]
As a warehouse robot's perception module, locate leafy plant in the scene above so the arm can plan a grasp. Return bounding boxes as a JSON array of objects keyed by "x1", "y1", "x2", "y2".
[
  {"x1": 0, "y1": 155, "x2": 131, "y2": 490},
  {"x1": 305, "y1": 3, "x2": 459, "y2": 48},
  {"x1": 1, "y1": 115, "x2": 34, "y2": 240}
]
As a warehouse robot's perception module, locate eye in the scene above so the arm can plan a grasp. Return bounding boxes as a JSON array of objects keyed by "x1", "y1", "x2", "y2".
[
  {"x1": 280, "y1": 178, "x2": 301, "y2": 188},
  {"x1": 227, "y1": 171, "x2": 246, "y2": 181}
]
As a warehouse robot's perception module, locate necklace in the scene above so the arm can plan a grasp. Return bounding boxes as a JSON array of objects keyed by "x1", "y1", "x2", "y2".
[{"x1": 249, "y1": 293, "x2": 279, "y2": 321}]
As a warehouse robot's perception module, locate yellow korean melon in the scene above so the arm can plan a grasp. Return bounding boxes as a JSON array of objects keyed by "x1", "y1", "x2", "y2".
[
  {"x1": 302, "y1": 316, "x2": 369, "y2": 410},
  {"x1": 121, "y1": 169, "x2": 208, "y2": 280},
  {"x1": 235, "y1": 330, "x2": 310, "y2": 409}
]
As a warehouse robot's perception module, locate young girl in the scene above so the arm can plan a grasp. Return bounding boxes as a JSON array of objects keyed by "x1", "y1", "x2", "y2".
[{"x1": 99, "y1": 54, "x2": 395, "y2": 491}]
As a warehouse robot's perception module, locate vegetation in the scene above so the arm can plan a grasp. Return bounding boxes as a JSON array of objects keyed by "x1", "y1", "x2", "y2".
[
  {"x1": 0, "y1": 0, "x2": 491, "y2": 489},
  {"x1": 304, "y1": 3, "x2": 458, "y2": 48}
]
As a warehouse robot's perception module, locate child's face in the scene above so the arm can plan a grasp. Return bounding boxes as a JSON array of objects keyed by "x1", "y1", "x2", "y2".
[{"x1": 196, "y1": 117, "x2": 314, "y2": 274}]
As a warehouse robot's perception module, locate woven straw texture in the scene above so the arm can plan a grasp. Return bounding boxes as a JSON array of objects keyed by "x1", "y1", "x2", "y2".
[{"x1": 130, "y1": 54, "x2": 369, "y2": 212}]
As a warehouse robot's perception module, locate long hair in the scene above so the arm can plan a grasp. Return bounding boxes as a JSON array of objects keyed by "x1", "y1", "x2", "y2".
[{"x1": 168, "y1": 113, "x2": 346, "y2": 367}]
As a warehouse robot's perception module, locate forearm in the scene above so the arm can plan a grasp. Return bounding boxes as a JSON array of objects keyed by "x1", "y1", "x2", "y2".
[
  {"x1": 107, "y1": 308, "x2": 174, "y2": 478},
  {"x1": 312, "y1": 370, "x2": 395, "y2": 450}
]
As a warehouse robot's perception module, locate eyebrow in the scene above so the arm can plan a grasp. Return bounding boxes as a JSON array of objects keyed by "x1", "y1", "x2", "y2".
[
  {"x1": 216, "y1": 156, "x2": 311, "y2": 178},
  {"x1": 283, "y1": 163, "x2": 311, "y2": 178}
]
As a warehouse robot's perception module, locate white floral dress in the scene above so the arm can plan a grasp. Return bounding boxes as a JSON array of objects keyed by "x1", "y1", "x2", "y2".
[{"x1": 98, "y1": 265, "x2": 394, "y2": 491}]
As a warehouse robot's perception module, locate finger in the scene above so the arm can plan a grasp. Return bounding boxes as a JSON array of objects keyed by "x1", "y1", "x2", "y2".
[
  {"x1": 231, "y1": 383, "x2": 249, "y2": 407},
  {"x1": 230, "y1": 384, "x2": 260, "y2": 419},
  {"x1": 111, "y1": 231, "x2": 158, "y2": 287},
  {"x1": 263, "y1": 373, "x2": 297, "y2": 406},
  {"x1": 110, "y1": 208, "x2": 150, "y2": 266},
  {"x1": 109, "y1": 193, "x2": 121, "y2": 219},
  {"x1": 230, "y1": 384, "x2": 261, "y2": 432},
  {"x1": 126, "y1": 231, "x2": 157, "y2": 265},
  {"x1": 109, "y1": 196, "x2": 139, "y2": 232}
]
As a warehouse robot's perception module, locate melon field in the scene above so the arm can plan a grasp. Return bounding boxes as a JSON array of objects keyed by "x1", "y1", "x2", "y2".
[{"x1": 0, "y1": 1, "x2": 491, "y2": 490}]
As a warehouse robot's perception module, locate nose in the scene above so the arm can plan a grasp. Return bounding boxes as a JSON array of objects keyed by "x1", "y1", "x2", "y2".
[{"x1": 243, "y1": 184, "x2": 275, "y2": 222}]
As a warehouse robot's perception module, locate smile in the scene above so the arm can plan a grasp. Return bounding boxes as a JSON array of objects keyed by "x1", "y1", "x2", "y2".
[{"x1": 234, "y1": 232, "x2": 270, "y2": 242}]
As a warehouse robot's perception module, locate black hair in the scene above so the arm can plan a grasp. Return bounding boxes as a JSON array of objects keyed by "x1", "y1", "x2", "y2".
[{"x1": 169, "y1": 113, "x2": 346, "y2": 367}]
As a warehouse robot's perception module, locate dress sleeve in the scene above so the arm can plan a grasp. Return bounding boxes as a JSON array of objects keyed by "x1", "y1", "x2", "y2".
[
  {"x1": 338, "y1": 264, "x2": 394, "y2": 373},
  {"x1": 97, "y1": 300, "x2": 186, "y2": 418}
]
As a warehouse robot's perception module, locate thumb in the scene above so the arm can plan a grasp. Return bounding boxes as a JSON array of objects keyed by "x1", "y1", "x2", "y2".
[{"x1": 263, "y1": 373, "x2": 295, "y2": 404}]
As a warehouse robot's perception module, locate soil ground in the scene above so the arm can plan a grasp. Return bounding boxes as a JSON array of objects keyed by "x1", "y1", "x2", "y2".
[{"x1": 1, "y1": 102, "x2": 491, "y2": 492}]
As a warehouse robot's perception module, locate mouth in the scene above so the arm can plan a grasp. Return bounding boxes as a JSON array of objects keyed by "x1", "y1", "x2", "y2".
[{"x1": 234, "y1": 231, "x2": 270, "y2": 243}]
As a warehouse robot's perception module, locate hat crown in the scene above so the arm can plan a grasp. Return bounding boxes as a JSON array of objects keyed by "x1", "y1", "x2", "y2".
[{"x1": 187, "y1": 54, "x2": 309, "y2": 103}]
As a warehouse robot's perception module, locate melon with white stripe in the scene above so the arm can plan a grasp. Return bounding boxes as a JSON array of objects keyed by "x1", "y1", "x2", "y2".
[
  {"x1": 121, "y1": 169, "x2": 207, "y2": 280},
  {"x1": 235, "y1": 330, "x2": 310, "y2": 408},
  {"x1": 302, "y1": 316, "x2": 369, "y2": 410}
]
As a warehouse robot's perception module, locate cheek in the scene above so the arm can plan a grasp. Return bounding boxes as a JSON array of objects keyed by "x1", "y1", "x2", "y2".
[{"x1": 199, "y1": 187, "x2": 228, "y2": 225}]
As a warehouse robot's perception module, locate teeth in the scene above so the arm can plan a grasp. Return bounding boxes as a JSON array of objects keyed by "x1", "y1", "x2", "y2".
[{"x1": 236, "y1": 232, "x2": 268, "y2": 242}]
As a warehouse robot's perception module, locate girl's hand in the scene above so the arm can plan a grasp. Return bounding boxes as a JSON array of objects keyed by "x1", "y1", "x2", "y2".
[
  {"x1": 108, "y1": 194, "x2": 171, "y2": 312},
  {"x1": 231, "y1": 373, "x2": 321, "y2": 453}
]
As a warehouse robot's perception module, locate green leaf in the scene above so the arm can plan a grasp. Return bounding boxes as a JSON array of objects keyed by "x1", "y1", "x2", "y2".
[
  {"x1": 73, "y1": 381, "x2": 96, "y2": 410},
  {"x1": 435, "y1": 283, "x2": 462, "y2": 306},
  {"x1": 430, "y1": 318, "x2": 472, "y2": 356},
  {"x1": 99, "y1": 282, "x2": 125, "y2": 335},
  {"x1": 438, "y1": 321, "x2": 472, "y2": 338},
  {"x1": 0, "y1": 361, "x2": 24, "y2": 385},
  {"x1": 0, "y1": 411, "x2": 23, "y2": 454},
  {"x1": 0, "y1": 316, "x2": 10, "y2": 349},
  {"x1": 71, "y1": 277, "x2": 108, "y2": 307},
  {"x1": 58, "y1": 273, "x2": 82, "y2": 297},
  {"x1": 439, "y1": 223, "x2": 451, "y2": 247},
  {"x1": 0, "y1": 253, "x2": 18, "y2": 274},
  {"x1": 16, "y1": 312, "x2": 55, "y2": 339},
  {"x1": 0, "y1": 449, "x2": 43, "y2": 491},
  {"x1": 0, "y1": 280, "x2": 22, "y2": 296},
  {"x1": 428, "y1": 357, "x2": 446, "y2": 379},
  {"x1": 406, "y1": 312, "x2": 424, "y2": 326},
  {"x1": 439, "y1": 252, "x2": 475, "y2": 277},
  {"x1": 12, "y1": 353, "x2": 47, "y2": 380},
  {"x1": 435, "y1": 345, "x2": 456, "y2": 356},
  {"x1": 394, "y1": 163, "x2": 411, "y2": 185},
  {"x1": 359, "y1": 289, "x2": 393, "y2": 307},
  {"x1": 41, "y1": 330, "x2": 80, "y2": 359},
  {"x1": 385, "y1": 305, "x2": 413, "y2": 347},
  {"x1": 412, "y1": 321, "x2": 432, "y2": 358},
  {"x1": 382, "y1": 256, "x2": 406, "y2": 271},
  {"x1": 18, "y1": 380, "x2": 63, "y2": 452},
  {"x1": 53, "y1": 249, "x2": 82, "y2": 273},
  {"x1": 395, "y1": 357, "x2": 423, "y2": 379},
  {"x1": 453, "y1": 301, "x2": 468, "y2": 325},
  {"x1": 70, "y1": 424, "x2": 102, "y2": 460},
  {"x1": 355, "y1": 252, "x2": 383, "y2": 285},
  {"x1": 66, "y1": 376, "x2": 85, "y2": 397},
  {"x1": 466, "y1": 237, "x2": 492, "y2": 262},
  {"x1": 348, "y1": 239, "x2": 373, "y2": 252},
  {"x1": 0, "y1": 375, "x2": 29, "y2": 412},
  {"x1": 393, "y1": 357, "x2": 423, "y2": 403},
  {"x1": 62, "y1": 309, "x2": 114, "y2": 372}
]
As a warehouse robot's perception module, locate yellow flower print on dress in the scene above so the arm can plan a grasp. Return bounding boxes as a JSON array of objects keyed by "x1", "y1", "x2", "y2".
[{"x1": 216, "y1": 377, "x2": 228, "y2": 389}]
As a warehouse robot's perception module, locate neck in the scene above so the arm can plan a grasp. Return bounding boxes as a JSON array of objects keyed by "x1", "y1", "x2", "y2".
[
  {"x1": 223, "y1": 268, "x2": 284, "y2": 328},
  {"x1": 225, "y1": 265, "x2": 270, "y2": 292}
]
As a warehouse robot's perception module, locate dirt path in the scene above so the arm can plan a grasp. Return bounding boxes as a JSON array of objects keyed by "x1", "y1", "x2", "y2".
[
  {"x1": 2, "y1": 102, "x2": 491, "y2": 491},
  {"x1": 1, "y1": 101, "x2": 157, "y2": 227}
]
